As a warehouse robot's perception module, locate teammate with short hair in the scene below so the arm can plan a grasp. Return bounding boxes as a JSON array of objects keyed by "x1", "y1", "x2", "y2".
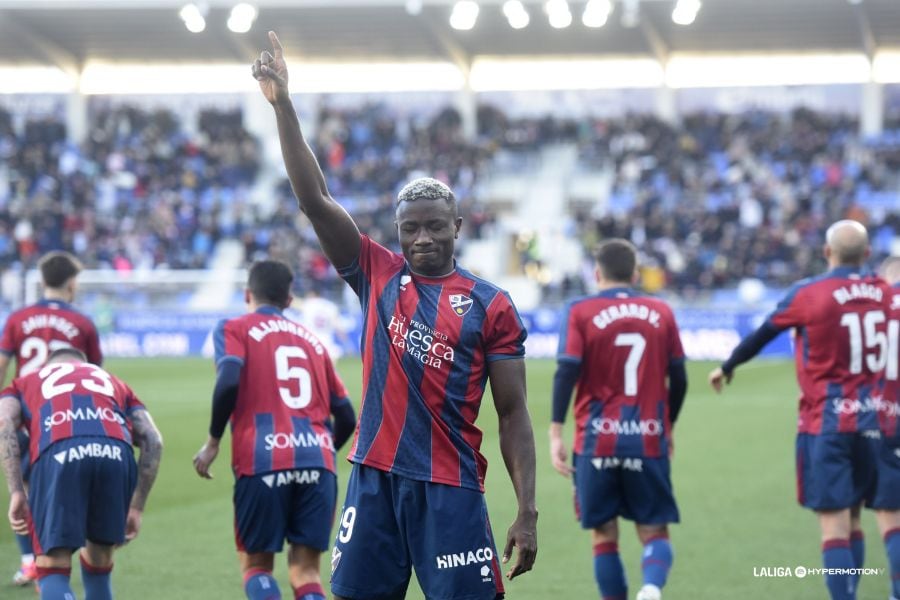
[
  {"x1": 193, "y1": 259, "x2": 356, "y2": 600},
  {"x1": 551, "y1": 239, "x2": 687, "y2": 600},
  {"x1": 0, "y1": 347, "x2": 162, "y2": 600},
  {"x1": 709, "y1": 220, "x2": 890, "y2": 600},
  {"x1": 0, "y1": 250, "x2": 102, "y2": 586},
  {"x1": 254, "y1": 32, "x2": 537, "y2": 600},
  {"x1": 875, "y1": 255, "x2": 900, "y2": 600}
]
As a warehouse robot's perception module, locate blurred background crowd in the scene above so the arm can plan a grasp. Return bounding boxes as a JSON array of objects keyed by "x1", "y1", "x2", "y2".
[{"x1": 1, "y1": 99, "x2": 899, "y2": 307}]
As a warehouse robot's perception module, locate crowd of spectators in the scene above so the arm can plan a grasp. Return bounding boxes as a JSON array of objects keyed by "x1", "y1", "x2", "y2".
[
  {"x1": 0, "y1": 103, "x2": 261, "y2": 276},
  {"x1": 0, "y1": 100, "x2": 898, "y2": 307},
  {"x1": 570, "y1": 109, "x2": 900, "y2": 292}
]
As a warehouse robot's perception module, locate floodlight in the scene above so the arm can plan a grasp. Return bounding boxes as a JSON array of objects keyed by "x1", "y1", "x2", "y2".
[
  {"x1": 450, "y1": 1, "x2": 479, "y2": 30},
  {"x1": 672, "y1": 0, "x2": 701, "y2": 25},
  {"x1": 546, "y1": 0, "x2": 572, "y2": 29},
  {"x1": 179, "y1": 3, "x2": 206, "y2": 33},
  {"x1": 583, "y1": 0, "x2": 612, "y2": 28},
  {"x1": 503, "y1": 0, "x2": 530, "y2": 29},
  {"x1": 227, "y1": 3, "x2": 257, "y2": 33}
]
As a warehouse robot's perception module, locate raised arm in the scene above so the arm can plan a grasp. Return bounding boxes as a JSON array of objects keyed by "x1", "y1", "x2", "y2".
[
  {"x1": 127, "y1": 408, "x2": 163, "y2": 541},
  {"x1": 489, "y1": 357, "x2": 537, "y2": 581},
  {"x1": 0, "y1": 395, "x2": 27, "y2": 534},
  {"x1": 253, "y1": 31, "x2": 361, "y2": 269}
]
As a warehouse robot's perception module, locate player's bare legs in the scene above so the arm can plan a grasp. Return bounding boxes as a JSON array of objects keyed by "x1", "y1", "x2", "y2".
[
  {"x1": 287, "y1": 544, "x2": 326, "y2": 599},
  {"x1": 635, "y1": 524, "x2": 673, "y2": 600},
  {"x1": 818, "y1": 509, "x2": 856, "y2": 599},
  {"x1": 239, "y1": 551, "x2": 281, "y2": 599},
  {"x1": 875, "y1": 510, "x2": 900, "y2": 600},
  {"x1": 592, "y1": 520, "x2": 627, "y2": 599}
]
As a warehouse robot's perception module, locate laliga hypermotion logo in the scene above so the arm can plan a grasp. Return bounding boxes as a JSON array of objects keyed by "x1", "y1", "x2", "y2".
[{"x1": 449, "y1": 294, "x2": 473, "y2": 316}]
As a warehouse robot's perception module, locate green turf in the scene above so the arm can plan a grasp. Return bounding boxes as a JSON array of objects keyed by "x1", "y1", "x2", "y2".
[{"x1": 0, "y1": 358, "x2": 893, "y2": 599}]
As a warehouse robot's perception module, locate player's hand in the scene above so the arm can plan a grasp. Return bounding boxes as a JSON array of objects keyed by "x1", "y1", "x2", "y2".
[
  {"x1": 7, "y1": 490, "x2": 29, "y2": 535},
  {"x1": 124, "y1": 507, "x2": 142, "y2": 542},
  {"x1": 549, "y1": 435, "x2": 573, "y2": 478},
  {"x1": 253, "y1": 31, "x2": 290, "y2": 106},
  {"x1": 708, "y1": 366, "x2": 732, "y2": 393},
  {"x1": 193, "y1": 439, "x2": 219, "y2": 479},
  {"x1": 502, "y1": 510, "x2": 537, "y2": 580}
]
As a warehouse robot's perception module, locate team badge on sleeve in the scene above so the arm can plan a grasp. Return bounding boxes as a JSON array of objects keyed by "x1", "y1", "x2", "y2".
[{"x1": 449, "y1": 294, "x2": 473, "y2": 316}]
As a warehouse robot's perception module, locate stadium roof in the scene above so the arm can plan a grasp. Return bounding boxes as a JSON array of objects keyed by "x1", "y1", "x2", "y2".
[{"x1": 0, "y1": 0, "x2": 898, "y2": 69}]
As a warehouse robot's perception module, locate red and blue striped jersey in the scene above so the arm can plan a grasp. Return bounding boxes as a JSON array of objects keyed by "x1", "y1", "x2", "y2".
[
  {"x1": 338, "y1": 235, "x2": 527, "y2": 492},
  {"x1": 558, "y1": 288, "x2": 684, "y2": 458},
  {"x1": 0, "y1": 299, "x2": 102, "y2": 377},
  {"x1": 215, "y1": 306, "x2": 348, "y2": 477},
  {"x1": 2, "y1": 361, "x2": 143, "y2": 464},
  {"x1": 881, "y1": 283, "x2": 900, "y2": 439},
  {"x1": 766, "y1": 267, "x2": 891, "y2": 435}
]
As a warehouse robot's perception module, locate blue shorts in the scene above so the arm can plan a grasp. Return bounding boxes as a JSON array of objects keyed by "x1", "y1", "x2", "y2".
[
  {"x1": 17, "y1": 429, "x2": 30, "y2": 482},
  {"x1": 330, "y1": 464, "x2": 505, "y2": 600},
  {"x1": 234, "y1": 468, "x2": 336, "y2": 553},
  {"x1": 29, "y1": 437, "x2": 136, "y2": 554},
  {"x1": 573, "y1": 453, "x2": 679, "y2": 528},
  {"x1": 868, "y1": 436, "x2": 900, "y2": 510},
  {"x1": 795, "y1": 432, "x2": 878, "y2": 511}
]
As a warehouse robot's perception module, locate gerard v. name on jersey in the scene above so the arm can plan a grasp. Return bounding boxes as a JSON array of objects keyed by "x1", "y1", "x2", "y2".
[
  {"x1": 388, "y1": 314, "x2": 455, "y2": 368},
  {"x1": 44, "y1": 406, "x2": 125, "y2": 431},
  {"x1": 592, "y1": 303, "x2": 661, "y2": 330},
  {"x1": 21, "y1": 314, "x2": 80, "y2": 339}
]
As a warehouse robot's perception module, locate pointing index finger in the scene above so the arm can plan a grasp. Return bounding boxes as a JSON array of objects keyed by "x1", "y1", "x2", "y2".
[{"x1": 269, "y1": 31, "x2": 283, "y2": 59}]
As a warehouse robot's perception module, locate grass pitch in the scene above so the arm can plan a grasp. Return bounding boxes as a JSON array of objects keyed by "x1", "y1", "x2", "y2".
[{"x1": 0, "y1": 358, "x2": 893, "y2": 599}]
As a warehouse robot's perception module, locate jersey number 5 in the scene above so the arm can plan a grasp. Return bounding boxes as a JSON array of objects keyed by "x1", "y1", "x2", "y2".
[{"x1": 275, "y1": 345, "x2": 312, "y2": 409}]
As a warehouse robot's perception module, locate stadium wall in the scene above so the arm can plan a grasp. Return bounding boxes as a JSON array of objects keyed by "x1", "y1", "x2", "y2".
[{"x1": 0, "y1": 306, "x2": 790, "y2": 362}]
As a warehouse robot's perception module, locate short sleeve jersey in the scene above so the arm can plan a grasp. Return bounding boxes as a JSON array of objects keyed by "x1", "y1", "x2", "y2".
[
  {"x1": 214, "y1": 306, "x2": 349, "y2": 477},
  {"x1": 2, "y1": 361, "x2": 143, "y2": 464},
  {"x1": 558, "y1": 288, "x2": 684, "y2": 458},
  {"x1": 339, "y1": 235, "x2": 527, "y2": 492},
  {"x1": 766, "y1": 267, "x2": 891, "y2": 434},
  {"x1": 0, "y1": 300, "x2": 103, "y2": 377}
]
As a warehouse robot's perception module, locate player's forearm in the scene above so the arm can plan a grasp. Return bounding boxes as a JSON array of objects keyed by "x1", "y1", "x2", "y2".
[
  {"x1": 667, "y1": 360, "x2": 688, "y2": 423},
  {"x1": 499, "y1": 404, "x2": 538, "y2": 516},
  {"x1": 551, "y1": 360, "x2": 580, "y2": 424},
  {"x1": 721, "y1": 321, "x2": 782, "y2": 375},
  {"x1": 272, "y1": 99, "x2": 361, "y2": 267},
  {"x1": 0, "y1": 419, "x2": 24, "y2": 495},
  {"x1": 209, "y1": 361, "x2": 241, "y2": 439},
  {"x1": 130, "y1": 412, "x2": 163, "y2": 511},
  {"x1": 272, "y1": 99, "x2": 331, "y2": 214}
]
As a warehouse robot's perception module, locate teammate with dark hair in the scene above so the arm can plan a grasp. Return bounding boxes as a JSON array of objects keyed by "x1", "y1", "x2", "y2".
[
  {"x1": 552, "y1": 238, "x2": 687, "y2": 600},
  {"x1": 193, "y1": 259, "x2": 356, "y2": 600}
]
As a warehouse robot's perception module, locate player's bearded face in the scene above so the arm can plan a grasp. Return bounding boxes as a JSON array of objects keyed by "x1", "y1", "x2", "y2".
[{"x1": 396, "y1": 198, "x2": 461, "y2": 277}]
